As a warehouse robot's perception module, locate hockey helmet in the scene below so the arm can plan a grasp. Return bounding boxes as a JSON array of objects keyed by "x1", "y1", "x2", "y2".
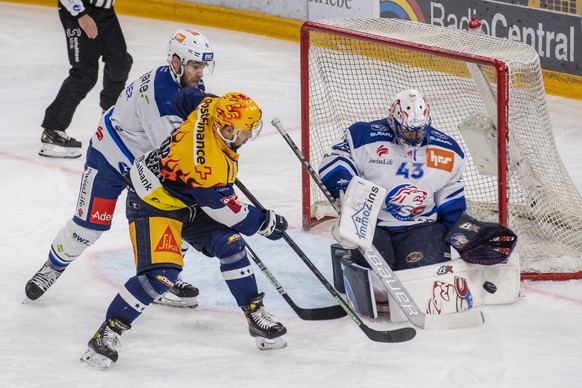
[
  {"x1": 167, "y1": 29, "x2": 215, "y2": 81},
  {"x1": 214, "y1": 92, "x2": 263, "y2": 145},
  {"x1": 388, "y1": 89, "x2": 431, "y2": 146}
]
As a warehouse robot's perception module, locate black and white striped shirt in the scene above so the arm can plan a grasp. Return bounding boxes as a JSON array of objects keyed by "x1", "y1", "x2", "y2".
[{"x1": 60, "y1": 0, "x2": 115, "y2": 17}]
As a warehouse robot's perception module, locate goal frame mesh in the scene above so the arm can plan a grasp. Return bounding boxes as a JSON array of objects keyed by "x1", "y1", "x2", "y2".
[{"x1": 300, "y1": 19, "x2": 582, "y2": 280}]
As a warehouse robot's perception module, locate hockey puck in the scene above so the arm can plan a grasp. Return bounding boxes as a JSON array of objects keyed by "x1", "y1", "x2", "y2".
[{"x1": 482, "y1": 281, "x2": 497, "y2": 294}]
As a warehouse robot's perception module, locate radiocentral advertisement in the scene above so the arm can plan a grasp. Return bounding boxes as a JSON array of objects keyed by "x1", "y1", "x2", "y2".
[{"x1": 379, "y1": 0, "x2": 582, "y2": 76}]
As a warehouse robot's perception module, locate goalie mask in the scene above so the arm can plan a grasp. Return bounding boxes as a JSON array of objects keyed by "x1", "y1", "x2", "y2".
[
  {"x1": 388, "y1": 89, "x2": 431, "y2": 147},
  {"x1": 167, "y1": 29, "x2": 215, "y2": 85},
  {"x1": 214, "y1": 92, "x2": 263, "y2": 146}
]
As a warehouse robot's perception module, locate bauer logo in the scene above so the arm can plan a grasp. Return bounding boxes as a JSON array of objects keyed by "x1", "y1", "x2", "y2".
[{"x1": 202, "y1": 53, "x2": 213, "y2": 62}]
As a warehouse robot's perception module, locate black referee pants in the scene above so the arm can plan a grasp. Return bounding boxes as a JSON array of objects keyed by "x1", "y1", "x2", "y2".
[{"x1": 42, "y1": 4, "x2": 132, "y2": 132}]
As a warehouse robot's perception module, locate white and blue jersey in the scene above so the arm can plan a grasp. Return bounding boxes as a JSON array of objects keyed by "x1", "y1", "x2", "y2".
[
  {"x1": 319, "y1": 118, "x2": 466, "y2": 230},
  {"x1": 74, "y1": 66, "x2": 204, "y2": 231}
]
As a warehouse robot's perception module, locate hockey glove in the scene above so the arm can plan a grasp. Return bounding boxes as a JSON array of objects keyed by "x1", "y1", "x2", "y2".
[
  {"x1": 444, "y1": 214, "x2": 518, "y2": 265},
  {"x1": 258, "y1": 210, "x2": 288, "y2": 241}
]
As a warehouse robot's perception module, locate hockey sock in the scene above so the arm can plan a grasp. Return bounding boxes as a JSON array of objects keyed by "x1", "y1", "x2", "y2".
[
  {"x1": 220, "y1": 255, "x2": 258, "y2": 307},
  {"x1": 106, "y1": 267, "x2": 179, "y2": 324}
]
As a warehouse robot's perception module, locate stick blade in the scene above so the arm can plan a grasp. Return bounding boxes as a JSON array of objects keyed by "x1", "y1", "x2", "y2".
[
  {"x1": 362, "y1": 326, "x2": 417, "y2": 343},
  {"x1": 295, "y1": 305, "x2": 348, "y2": 320}
]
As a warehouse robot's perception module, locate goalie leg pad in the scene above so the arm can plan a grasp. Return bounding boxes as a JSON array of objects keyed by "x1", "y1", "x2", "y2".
[
  {"x1": 341, "y1": 256, "x2": 377, "y2": 319},
  {"x1": 387, "y1": 256, "x2": 520, "y2": 323},
  {"x1": 330, "y1": 244, "x2": 349, "y2": 293}
]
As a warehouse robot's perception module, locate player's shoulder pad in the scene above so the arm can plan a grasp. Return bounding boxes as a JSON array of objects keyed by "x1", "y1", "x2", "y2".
[
  {"x1": 173, "y1": 87, "x2": 218, "y2": 120},
  {"x1": 427, "y1": 127, "x2": 464, "y2": 158},
  {"x1": 348, "y1": 118, "x2": 395, "y2": 149}
]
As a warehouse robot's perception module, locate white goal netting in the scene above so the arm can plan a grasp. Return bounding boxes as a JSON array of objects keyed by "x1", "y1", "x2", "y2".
[{"x1": 303, "y1": 18, "x2": 582, "y2": 276}]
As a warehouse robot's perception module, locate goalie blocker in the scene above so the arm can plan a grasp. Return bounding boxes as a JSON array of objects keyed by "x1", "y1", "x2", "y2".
[{"x1": 332, "y1": 214, "x2": 519, "y2": 321}]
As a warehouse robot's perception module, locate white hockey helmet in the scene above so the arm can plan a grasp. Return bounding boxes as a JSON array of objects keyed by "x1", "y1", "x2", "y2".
[
  {"x1": 167, "y1": 29, "x2": 215, "y2": 82},
  {"x1": 388, "y1": 88, "x2": 431, "y2": 146}
]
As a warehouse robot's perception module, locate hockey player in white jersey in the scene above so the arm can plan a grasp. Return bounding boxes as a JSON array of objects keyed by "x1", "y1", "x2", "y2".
[
  {"x1": 320, "y1": 88, "x2": 467, "y2": 269},
  {"x1": 25, "y1": 29, "x2": 215, "y2": 307}
]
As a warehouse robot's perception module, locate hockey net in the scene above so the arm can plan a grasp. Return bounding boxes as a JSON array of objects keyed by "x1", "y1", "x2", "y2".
[{"x1": 301, "y1": 18, "x2": 582, "y2": 280}]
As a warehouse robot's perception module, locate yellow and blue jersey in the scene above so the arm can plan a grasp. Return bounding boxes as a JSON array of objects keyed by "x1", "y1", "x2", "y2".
[{"x1": 129, "y1": 92, "x2": 266, "y2": 236}]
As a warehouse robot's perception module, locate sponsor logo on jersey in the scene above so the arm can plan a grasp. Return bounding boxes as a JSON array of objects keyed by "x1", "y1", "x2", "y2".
[
  {"x1": 331, "y1": 139, "x2": 350, "y2": 153},
  {"x1": 76, "y1": 167, "x2": 97, "y2": 221},
  {"x1": 221, "y1": 193, "x2": 242, "y2": 213},
  {"x1": 195, "y1": 165, "x2": 212, "y2": 180},
  {"x1": 370, "y1": 124, "x2": 389, "y2": 131},
  {"x1": 90, "y1": 197, "x2": 116, "y2": 225},
  {"x1": 194, "y1": 100, "x2": 212, "y2": 164},
  {"x1": 428, "y1": 135, "x2": 453, "y2": 146},
  {"x1": 368, "y1": 158, "x2": 394, "y2": 165},
  {"x1": 136, "y1": 160, "x2": 153, "y2": 191},
  {"x1": 427, "y1": 148, "x2": 454, "y2": 172},
  {"x1": 96, "y1": 126, "x2": 104, "y2": 141},
  {"x1": 376, "y1": 145, "x2": 389, "y2": 157},
  {"x1": 155, "y1": 226, "x2": 181, "y2": 254},
  {"x1": 228, "y1": 234, "x2": 242, "y2": 244},
  {"x1": 119, "y1": 162, "x2": 130, "y2": 176},
  {"x1": 385, "y1": 184, "x2": 428, "y2": 221}
]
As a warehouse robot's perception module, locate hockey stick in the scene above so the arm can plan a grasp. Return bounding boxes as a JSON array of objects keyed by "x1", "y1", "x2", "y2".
[
  {"x1": 235, "y1": 178, "x2": 416, "y2": 343},
  {"x1": 243, "y1": 239, "x2": 347, "y2": 321},
  {"x1": 272, "y1": 118, "x2": 485, "y2": 330}
]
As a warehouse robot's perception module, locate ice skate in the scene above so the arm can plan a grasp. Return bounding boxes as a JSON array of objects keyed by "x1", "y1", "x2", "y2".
[
  {"x1": 243, "y1": 292, "x2": 287, "y2": 350},
  {"x1": 80, "y1": 318, "x2": 131, "y2": 370},
  {"x1": 24, "y1": 260, "x2": 65, "y2": 301},
  {"x1": 39, "y1": 128, "x2": 82, "y2": 158},
  {"x1": 153, "y1": 278, "x2": 199, "y2": 308}
]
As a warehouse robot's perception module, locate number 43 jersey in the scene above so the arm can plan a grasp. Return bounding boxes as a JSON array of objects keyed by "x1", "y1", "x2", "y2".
[{"x1": 319, "y1": 118, "x2": 467, "y2": 230}]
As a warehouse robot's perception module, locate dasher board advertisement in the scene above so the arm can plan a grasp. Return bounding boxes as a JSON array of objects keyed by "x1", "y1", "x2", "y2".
[
  {"x1": 308, "y1": 0, "x2": 380, "y2": 20},
  {"x1": 379, "y1": 0, "x2": 582, "y2": 76}
]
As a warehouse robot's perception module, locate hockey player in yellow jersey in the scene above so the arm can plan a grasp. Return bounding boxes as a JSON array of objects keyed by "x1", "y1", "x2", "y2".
[{"x1": 81, "y1": 90, "x2": 289, "y2": 370}]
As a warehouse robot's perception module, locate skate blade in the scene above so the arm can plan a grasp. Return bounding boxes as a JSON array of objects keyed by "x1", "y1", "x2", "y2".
[
  {"x1": 39, "y1": 144, "x2": 82, "y2": 159},
  {"x1": 255, "y1": 336, "x2": 287, "y2": 351},
  {"x1": 153, "y1": 294, "x2": 198, "y2": 308},
  {"x1": 80, "y1": 348, "x2": 113, "y2": 371}
]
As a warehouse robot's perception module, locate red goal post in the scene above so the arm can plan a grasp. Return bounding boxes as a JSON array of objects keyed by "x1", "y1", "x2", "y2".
[{"x1": 300, "y1": 18, "x2": 582, "y2": 280}]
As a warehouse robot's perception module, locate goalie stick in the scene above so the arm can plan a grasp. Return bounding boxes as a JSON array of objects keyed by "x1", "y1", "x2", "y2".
[
  {"x1": 243, "y1": 239, "x2": 347, "y2": 320},
  {"x1": 272, "y1": 118, "x2": 485, "y2": 330},
  {"x1": 235, "y1": 179, "x2": 416, "y2": 343}
]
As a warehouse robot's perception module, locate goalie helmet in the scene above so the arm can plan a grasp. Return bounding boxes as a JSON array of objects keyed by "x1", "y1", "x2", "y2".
[
  {"x1": 388, "y1": 89, "x2": 431, "y2": 146},
  {"x1": 167, "y1": 29, "x2": 215, "y2": 83},
  {"x1": 214, "y1": 92, "x2": 263, "y2": 145}
]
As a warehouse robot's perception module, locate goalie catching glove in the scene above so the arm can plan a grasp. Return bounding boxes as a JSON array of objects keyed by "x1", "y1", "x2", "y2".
[
  {"x1": 444, "y1": 214, "x2": 517, "y2": 265},
  {"x1": 258, "y1": 210, "x2": 288, "y2": 240}
]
